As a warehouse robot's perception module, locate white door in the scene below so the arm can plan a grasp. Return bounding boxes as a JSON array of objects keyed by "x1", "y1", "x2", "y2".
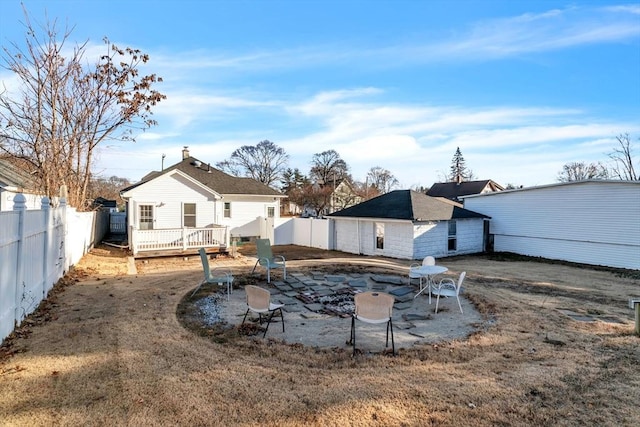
[{"x1": 139, "y1": 204, "x2": 154, "y2": 230}]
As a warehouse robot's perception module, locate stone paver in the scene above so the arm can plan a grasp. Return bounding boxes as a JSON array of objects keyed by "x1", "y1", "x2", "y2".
[{"x1": 216, "y1": 269, "x2": 484, "y2": 352}]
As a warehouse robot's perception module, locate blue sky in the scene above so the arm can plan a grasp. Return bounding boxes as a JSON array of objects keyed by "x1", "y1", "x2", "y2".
[{"x1": 1, "y1": 0, "x2": 639, "y2": 189}]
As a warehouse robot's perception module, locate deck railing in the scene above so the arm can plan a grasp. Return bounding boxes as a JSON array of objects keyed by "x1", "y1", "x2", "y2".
[{"x1": 130, "y1": 226, "x2": 229, "y2": 255}]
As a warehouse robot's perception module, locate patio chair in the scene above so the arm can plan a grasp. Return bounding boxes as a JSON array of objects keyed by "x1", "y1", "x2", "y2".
[
  {"x1": 190, "y1": 248, "x2": 234, "y2": 300},
  {"x1": 408, "y1": 256, "x2": 436, "y2": 291},
  {"x1": 433, "y1": 271, "x2": 465, "y2": 314},
  {"x1": 251, "y1": 238, "x2": 286, "y2": 283},
  {"x1": 349, "y1": 291, "x2": 395, "y2": 356},
  {"x1": 242, "y1": 285, "x2": 285, "y2": 338}
]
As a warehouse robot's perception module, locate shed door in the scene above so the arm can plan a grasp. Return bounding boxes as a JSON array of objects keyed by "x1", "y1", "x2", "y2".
[{"x1": 139, "y1": 204, "x2": 154, "y2": 230}]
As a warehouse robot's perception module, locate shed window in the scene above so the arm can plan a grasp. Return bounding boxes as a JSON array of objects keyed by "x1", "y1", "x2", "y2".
[
  {"x1": 267, "y1": 206, "x2": 275, "y2": 218},
  {"x1": 375, "y1": 223, "x2": 384, "y2": 250},
  {"x1": 183, "y1": 203, "x2": 196, "y2": 227},
  {"x1": 448, "y1": 220, "x2": 457, "y2": 251},
  {"x1": 224, "y1": 202, "x2": 231, "y2": 218}
]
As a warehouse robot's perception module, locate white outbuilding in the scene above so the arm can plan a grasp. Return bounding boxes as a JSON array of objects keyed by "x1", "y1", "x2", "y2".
[
  {"x1": 462, "y1": 180, "x2": 640, "y2": 270},
  {"x1": 328, "y1": 190, "x2": 489, "y2": 260}
]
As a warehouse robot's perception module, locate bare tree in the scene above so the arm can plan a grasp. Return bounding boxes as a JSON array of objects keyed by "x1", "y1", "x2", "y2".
[
  {"x1": 300, "y1": 182, "x2": 333, "y2": 216},
  {"x1": 608, "y1": 133, "x2": 638, "y2": 181},
  {"x1": 216, "y1": 140, "x2": 288, "y2": 188},
  {"x1": 556, "y1": 161, "x2": 609, "y2": 182},
  {"x1": 366, "y1": 166, "x2": 399, "y2": 194},
  {"x1": 87, "y1": 175, "x2": 131, "y2": 210},
  {"x1": 0, "y1": 8, "x2": 165, "y2": 209},
  {"x1": 309, "y1": 149, "x2": 349, "y2": 184}
]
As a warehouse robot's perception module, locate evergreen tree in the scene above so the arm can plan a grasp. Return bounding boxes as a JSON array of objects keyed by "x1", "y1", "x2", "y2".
[{"x1": 448, "y1": 147, "x2": 474, "y2": 182}]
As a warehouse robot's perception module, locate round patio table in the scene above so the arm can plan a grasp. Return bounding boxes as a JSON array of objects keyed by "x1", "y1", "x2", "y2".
[{"x1": 413, "y1": 265, "x2": 448, "y2": 301}]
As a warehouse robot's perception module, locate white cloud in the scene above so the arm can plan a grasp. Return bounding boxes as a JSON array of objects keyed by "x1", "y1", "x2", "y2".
[{"x1": 137, "y1": 4, "x2": 640, "y2": 76}]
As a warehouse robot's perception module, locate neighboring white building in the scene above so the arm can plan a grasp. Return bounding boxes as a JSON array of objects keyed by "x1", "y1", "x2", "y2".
[
  {"x1": 462, "y1": 180, "x2": 640, "y2": 270},
  {"x1": 0, "y1": 158, "x2": 42, "y2": 211},
  {"x1": 328, "y1": 190, "x2": 489, "y2": 260},
  {"x1": 120, "y1": 148, "x2": 286, "y2": 256}
]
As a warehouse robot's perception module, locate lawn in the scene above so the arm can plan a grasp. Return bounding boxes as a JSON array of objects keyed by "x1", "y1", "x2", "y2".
[{"x1": 1, "y1": 245, "x2": 638, "y2": 426}]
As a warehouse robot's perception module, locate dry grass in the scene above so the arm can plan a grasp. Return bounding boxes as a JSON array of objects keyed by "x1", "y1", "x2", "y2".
[{"x1": 1, "y1": 244, "x2": 639, "y2": 426}]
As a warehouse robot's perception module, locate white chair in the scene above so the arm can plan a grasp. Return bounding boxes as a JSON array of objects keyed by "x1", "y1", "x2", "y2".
[
  {"x1": 242, "y1": 285, "x2": 285, "y2": 337},
  {"x1": 191, "y1": 248, "x2": 234, "y2": 300},
  {"x1": 433, "y1": 271, "x2": 465, "y2": 314},
  {"x1": 408, "y1": 256, "x2": 436, "y2": 296},
  {"x1": 349, "y1": 291, "x2": 395, "y2": 356},
  {"x1": 251, "y1": 238, "x2": 286, "y2": 283}
]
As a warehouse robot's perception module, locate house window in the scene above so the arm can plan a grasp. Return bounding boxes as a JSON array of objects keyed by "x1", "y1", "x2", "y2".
[
  {"x1": 375, "y1": 222, "x2": 384, "y2": 250},
  {"x1": 448, "y1": 220, "x2": 457, "y2": 251},
  {"x1": 139, "y1": 205, "x2": 153, "y2": 230},
  {"x1": 224, "y1": 202, "x2": 231, "y2": 218},
  {"x1": 183, "y1": 203, "x2": 196, "y2": 227},
  {"x1": 267, "y1": 206, "x2": 275, "y2": 218}
]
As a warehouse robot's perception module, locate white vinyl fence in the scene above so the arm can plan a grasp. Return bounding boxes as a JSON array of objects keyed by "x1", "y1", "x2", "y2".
[
  {"x1": 0, "y1": 194, "x2": 107, "y2": 343},
  {"x1": 274, "y1": 217, "x2": 334, "y2": 250}
]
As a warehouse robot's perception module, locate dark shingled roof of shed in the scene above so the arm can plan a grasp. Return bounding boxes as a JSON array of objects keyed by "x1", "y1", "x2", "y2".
[{"x1": 328, "y1": 190, "x2": 489, "y2": 221}]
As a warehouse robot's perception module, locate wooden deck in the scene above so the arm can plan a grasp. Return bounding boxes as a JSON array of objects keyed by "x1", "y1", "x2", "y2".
[{"x1": 133, "y1": 246, "x2": 229, "y2": 259}]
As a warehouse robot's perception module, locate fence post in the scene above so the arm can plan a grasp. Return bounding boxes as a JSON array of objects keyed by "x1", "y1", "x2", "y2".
[
  {"x1": 59, "y1": 194, "x2": 68, "y2": 273},
  {"x1": 42, "y1": 197, "x2": 51, "y2": 298},
  {"x1": 12, "y1": 193, "x2": 27, "y2": 327}
]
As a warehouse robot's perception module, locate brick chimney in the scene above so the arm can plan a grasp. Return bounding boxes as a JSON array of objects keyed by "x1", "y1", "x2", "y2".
[{"x1": 182, "y1": 146, "x2": 190, "y2": 160}]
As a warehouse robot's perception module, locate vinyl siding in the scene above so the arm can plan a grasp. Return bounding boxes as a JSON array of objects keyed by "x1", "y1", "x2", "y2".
[
  {"x1": 464, "y1": 181, "x2": 640, "y2": 270},
  {"x1": 413, "y1": 219, "x2": 485, "y2": 259},
  {"x1": 222, "y1": 196, "x2": 280, "y2": 237},
  {"x1": 124, "y1": 173, "x2": 218, "y2": 229},
  {"x1": 335, "y1": 217, "x2": 485, "y2": 260}
]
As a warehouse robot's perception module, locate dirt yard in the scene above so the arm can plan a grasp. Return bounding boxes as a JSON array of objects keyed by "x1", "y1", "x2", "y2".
[{"x1": 1, "y1": 244, "x2": 639, "y2": 426}]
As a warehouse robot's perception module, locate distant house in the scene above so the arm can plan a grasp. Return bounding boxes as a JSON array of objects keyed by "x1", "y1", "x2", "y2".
[
  {"x1": 120, "y1": 147, "x2": 286, "y2": 256},
  {"x1": 328, "y1": 189, "x2": 489, "y2": 260},
  {"x1": 427, "y1": 179, "x2": 504, "y2": 203},
  {"x1": 323, "y1": 178, "x2": 363, "y2": 215},
  {"x1": 0, "y1": 157, "x2": 42, "y2": 211},
  {"x1": 462, "y1": 180, "x2": 640, "y2": 270},
  {"x1": 298, "y1": 178, "x2": 364, "y2": 217},
  {"x1": 92, "y1": 197, "x2": 118, "y2": 213}
]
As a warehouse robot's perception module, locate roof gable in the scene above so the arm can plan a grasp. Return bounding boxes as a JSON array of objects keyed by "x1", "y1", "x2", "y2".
[
  {"x1": 427, "y1": 180, "x2": 503, "y2": 201},
  {"x1": 121, "y1": 156, "x2": 284, "y2": 197},
  {"x1": 328, "y1": 189, "x2": 488, "y2": 221}
]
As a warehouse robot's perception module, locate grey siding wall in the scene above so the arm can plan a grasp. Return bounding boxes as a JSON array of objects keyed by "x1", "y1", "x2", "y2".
[
  {"x1": 455, "y1": 218, "x2": 486, "y2": 255},
  {"x1": 334, "y1": 218, "x2": 485, "y2": 260},
  {"x1": 334, "y1": 218, "x2": 414, "y2": 259},
  {"x1": 413, "y1": 219, "x2": 485, "y2": 260},
  {"x1": 464, "y1": 181, "x2": 640, "y2": 270}
]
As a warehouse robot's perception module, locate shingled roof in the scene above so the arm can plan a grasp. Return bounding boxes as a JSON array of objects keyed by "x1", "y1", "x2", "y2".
[
  {"x1": 328, "y1": 190, "x2": 488, "y2": 221},
  {"x1": 427, "y1": 180, "x2": 503, "y2": 202},
  {"x1": 0, "y1": 157, "x2": 38, "y2": 192},
  {"x1": 121, "y1": 156, "x2": 283, "y2": 196}
]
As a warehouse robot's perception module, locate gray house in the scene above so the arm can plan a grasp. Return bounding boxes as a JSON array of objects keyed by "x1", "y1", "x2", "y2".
[{"x1": 328, "y1": 190, "x2": 489, "y2": 260}]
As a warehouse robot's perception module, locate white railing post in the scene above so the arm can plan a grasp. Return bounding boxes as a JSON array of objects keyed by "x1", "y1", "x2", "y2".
[
  {"x1": 130, "y1": 225, "x2": 137, "y2": 255},
  {"x1": 12, "y1": 193, "x2": 27, "y2": 327},
  {"x1": 41, "y1": 197, "x2": 51, "y2": 298},
  {"x1": 182, "y1": 228, "x2": 187, "y2": 251}
]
